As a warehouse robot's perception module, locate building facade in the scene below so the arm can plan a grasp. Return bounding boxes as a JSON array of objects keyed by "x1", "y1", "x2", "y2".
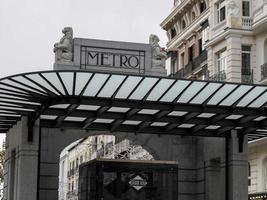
[
  {"x1": 161, "y1": 0, "x2": 267, "y2": 84},
  {"x1": 161, "y1": 1, "x2": 267, "y2": 199},
  {"x1": 248, "y1": 138, "x2": 267, "y2": 200}
]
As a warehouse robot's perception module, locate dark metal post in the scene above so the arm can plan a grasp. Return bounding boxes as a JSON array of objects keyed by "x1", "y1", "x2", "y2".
[{"x1": 225, "y1": 136, "x2": 229, "y2": 200}]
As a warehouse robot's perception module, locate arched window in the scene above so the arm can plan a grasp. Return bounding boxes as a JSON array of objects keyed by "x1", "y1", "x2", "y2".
[
  {"x1": 200, "y1": 1, "x2": 207, "y2": 13},
  {"x1": 182, "y1": 20, "x2": 186, "y2": 29}
]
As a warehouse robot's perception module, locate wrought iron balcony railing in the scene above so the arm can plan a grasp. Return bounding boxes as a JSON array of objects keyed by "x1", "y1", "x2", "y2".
[
  {"x1": 241, "y1": 68, "x2": 253, "y2": 83},
  {"x1": 170, "y1": 50, "x2": 208, "y2": 79},
  {"x1": 261, "y1": 63, "x2": 267, "y2": 80},
  {"x1": 209, "y1": 70, "x2": 226, "y2": 82}
]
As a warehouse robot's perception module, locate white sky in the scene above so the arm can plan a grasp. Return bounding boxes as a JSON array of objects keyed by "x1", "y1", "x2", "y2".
[{"x1": 0, "y1": 0, "x2": 173, "y2": 78}]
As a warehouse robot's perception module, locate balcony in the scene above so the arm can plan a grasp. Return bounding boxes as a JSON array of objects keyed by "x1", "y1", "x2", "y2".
[
  {"x1": 172, "y1": 50, "x2": 208, "y2": 78},
  {"x1": 209, "y1": 71, "x2": 226, "y2": 82},
  {"x1": 242, "y1": 17, "x2": 253, "y2": 30},
  {"x1": 261, "y1": 63, "x2": 267, "y2": 83},
  {"x1": 241, "y1": 68, "x2": 253, "y2": 83}
]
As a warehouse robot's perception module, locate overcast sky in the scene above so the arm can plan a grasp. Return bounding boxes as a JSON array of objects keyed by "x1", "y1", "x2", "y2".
[{"x1": 0, "y1": 0, "x2": 172, "y2": 78}]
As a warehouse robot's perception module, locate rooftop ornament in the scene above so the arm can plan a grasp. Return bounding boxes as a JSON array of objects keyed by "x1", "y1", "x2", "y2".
[
  {"x1": 54, "y1": 27, "x2": 73, "y2": 64},
  {"x1": 149, "y1": 34, "x2": 167, "y2": 68}
]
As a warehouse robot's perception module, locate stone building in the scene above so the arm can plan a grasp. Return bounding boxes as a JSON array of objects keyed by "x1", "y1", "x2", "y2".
[
  {"x1": 161, "y1": 1, "x2": 267, "y2": 199},
  {"x1": 248, "y1": 138, "x2": 267, "y2": 200},
  {"x1": 161, "y1": 0, "x2": 267, "y2": 84}
]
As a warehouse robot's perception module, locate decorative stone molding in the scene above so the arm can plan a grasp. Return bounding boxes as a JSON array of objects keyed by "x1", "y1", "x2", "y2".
[
  {"x1": 54, "y1": 27, "x2": 73, "y2": 64},
  {"x1": 149, "y1": 34, "x2": 167, "y2": 68}
]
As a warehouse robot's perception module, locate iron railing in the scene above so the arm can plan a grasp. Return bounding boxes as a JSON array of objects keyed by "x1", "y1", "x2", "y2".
[
  {"x1": 170, "y1": 50, "x2": 208, "y2": 78},
  {"x1": 209, "y1": 70, "x2": 226, "y2": 82},
  {"x1": 241, "y1": 68, "x2": 253, "y2": 83},
  {"x1": 261, "y1": 63, "x2": 267, "y2": 80}
]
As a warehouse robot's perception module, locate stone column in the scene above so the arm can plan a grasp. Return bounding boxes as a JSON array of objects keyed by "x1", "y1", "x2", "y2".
[
  {"x1": 3, "y1": 117, "x2": 39, "y2": 200},
  {"x1": 228, "y1": 130, "x2": 248, "y2": 200}
]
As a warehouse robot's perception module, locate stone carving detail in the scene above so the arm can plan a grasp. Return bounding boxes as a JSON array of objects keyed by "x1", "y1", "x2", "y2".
[
  {"x1": 54, "y1": 27, "x2": 73, "y2": 64},
  {"x1": 227, "y1": 1, "x2": 240, "y2": 17},
  {"x1": 149, "y1": 34, "x2": 167, "y2": 68}
]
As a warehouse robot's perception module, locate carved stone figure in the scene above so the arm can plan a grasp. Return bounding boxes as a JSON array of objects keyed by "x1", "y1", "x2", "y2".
[
  {"x1": 149, "y1": 34, "x2": 167, "y2": 68},
  {"x1": 54, "y1": 27, "x2": 73, "y2": 64},
  {"x1": 227, "y1": 1, "x2": 240, "y2": 17}
]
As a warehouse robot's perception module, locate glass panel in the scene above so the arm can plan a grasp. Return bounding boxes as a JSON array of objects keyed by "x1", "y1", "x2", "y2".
[
  {"x1": 42, "y1": 73, "x2": 66, "y2": 95},
  {"x1": 237, "y1": 87, "x2": 266, "y2": 107},
  {"x1": 220, "y1": 85, "x2": 253, "y2": 106},
  {"x1": 2, "y1": 79, "x2": 45, "y2": 95},
  {"x1": 151, "y1": 122, "x2": 168, "y2": 127},
  {"x1": 64, "y1": 117, "x2": 86, "y2": 122},
  {"x1": 177, "y1": 82, "x2": 207, "y2": 103},
  {"x1": 138, "y1": 109, "x2": 159, "y2": 115},
  {"x1": 168, "y1": 111, "x2": 188, "y2": 116},
  {"x1": 0, "y1": 88, "x2": 28, "y2": 96},
  {"x1": 160, "y1": 80, "x2": 191, "y2": 102},
  {"x1": 59, "y1": 72, "x2": 74, "y2": 95},
  {"x1": 205, "y1": 125, "x2": 221, "y2": 129},
  {"x1": 0, "y1": 106, "x2": 34, "y2": 112},
  {"x1": 254, "y1": 116, "x2": 267, "y2": 121},
  {"x1": 27, "y1": 74, "x2": 60, "y2": 95},
  {"x1": 115, "y1": 76, "x2": 143, "y2": 99},
  {"x1": 146, "y1": 79, "x2": 175, "y2": 101},
  {"x1": 0, "y1": 113, "x2": 21, "y2": 117},
  {"x1": 12, "y1": 76, "x2": 47, "y2": 94},
  {"x1": 123, "y1": 120, "x2": 142, "y2": 125},
  {"x1": 207, "y1": 84, "x2": 238, "y2": 105},
  {"x1": 249, "y1": 91, "x2": 267, "y2": 108},
  {"x1": 0, "y1": 98, "x2": 40, "y2": 105},
  {"x1": 108, "y1": 107, "x2": 130, "y2": 113},
  {"x1": 129, "y1": 78, "x2": 159, "y2": 100},
  {"x1": 94, "y1": 119, "x2": 114, "y2": 123},
  {"x1": 179, "y1": 124, "x2": 195, "y2": 128},
  {"x1": 75, "y1": 73, "x2": 92, "y2": 95},
  {"x1": 98, "y1": 75, "x2": 126, "y2": 98},
  {"x1": 83, "y1": 74, "x2": 109, "y2": 97},
  {"x1": 0, "y1": 84, "x2": 28, "y2": 94},
  {"x1": 40, "y1": 115, "x2": 58, "y2": 120},
  {"x1": 49, "y1": 104, "x2": 70, "y2": 109},
  {"x1": 190, "y1": 83, "x2": 222, "y2": 104},
  {"x1": 197, "y1": 113, "x2": 216, "y2": 118},
  {"x1": 0, "y1": 94, "x2": 29, "y2": 100},
  {"x1": 226, "y1": 115, "x2": 243, "y2": 120},
  {"x1": 77, "y1": 105, "x2": 100, "y2": 110}
]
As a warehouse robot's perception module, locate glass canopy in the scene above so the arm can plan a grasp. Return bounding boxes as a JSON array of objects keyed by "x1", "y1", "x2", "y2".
[{"x1": 0, "y1": 70, "x2": 267, "y2": 141}]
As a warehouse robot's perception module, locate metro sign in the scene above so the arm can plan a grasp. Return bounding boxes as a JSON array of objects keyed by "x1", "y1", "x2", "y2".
[{"x1": 129, "y1": 175, "x2": 147, "y2": 191}]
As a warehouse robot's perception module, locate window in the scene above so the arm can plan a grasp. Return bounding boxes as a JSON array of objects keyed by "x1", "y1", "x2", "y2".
[
  {"x1": 182, "y1": 20, "x2": 186, "y2": 29},
  {"x1": 188, "y1": 46, "x2": 194, "y2": 62},
  {"x1": 200, "y1": 1, "x2": 207, "y2": 13},
  {"x1": 216, "y1": 0, "x2": 226, "y2": 23},
  {"x1": 242, "y1": 45, "x2": 251, "y2": 70},
  {"x1": 180, "y1": 53, "x2": 185, "y2": 68},
  {"x1": 171, "y1": 28, "x2": 177, "y2": 39},
  {"x1": 242, "y1": 0, "x2": 250, "y2": 17},
  {"x1": 217, "y1": 49, "x2": 227, "y2": 72}
]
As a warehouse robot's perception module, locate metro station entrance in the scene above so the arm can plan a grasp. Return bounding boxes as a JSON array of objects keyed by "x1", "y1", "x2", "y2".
[
  {"x1": 79, "y1": 159, "x2": 178, "y2": 200},
  {"x1": 1, "y1": 35, "x2": 267, "y2": 200}
]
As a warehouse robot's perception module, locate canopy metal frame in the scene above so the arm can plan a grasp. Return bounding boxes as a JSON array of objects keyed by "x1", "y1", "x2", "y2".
[{"x1": 0, "y1": 70, "x2": 267, "y2": 143}]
